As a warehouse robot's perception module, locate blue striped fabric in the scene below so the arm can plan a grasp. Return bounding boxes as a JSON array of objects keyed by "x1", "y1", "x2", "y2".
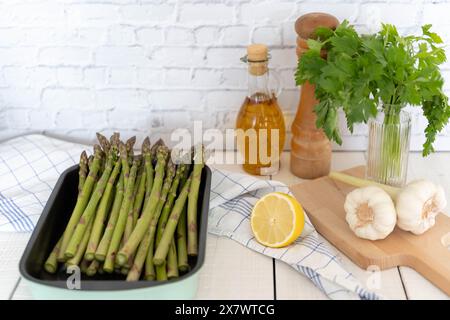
[
  {"x1": 208, "y1": 168, "x2": 381, "y2": 300},
  {"x1": 0, "y1": 134, "x2": 87, "y2": 232},
  {"x1": 0, "y1": 134, "x2": 380, "y2": 299}
]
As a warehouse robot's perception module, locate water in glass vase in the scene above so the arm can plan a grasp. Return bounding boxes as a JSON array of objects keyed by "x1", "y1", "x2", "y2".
[{"x1": 235, "y1": 44, "x2": 286, "y2": 176}]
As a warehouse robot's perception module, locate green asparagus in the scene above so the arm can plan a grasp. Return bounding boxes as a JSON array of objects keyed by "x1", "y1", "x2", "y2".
[
  {"x1": 78, "y1": 151, "x2": 88, "y2": 195},
  {"x1": 58, "y1": 145, "x2": 103, "y2": 261},
  {"x1": 115, "y1": 145, "x2": 169, "y2": 266},
  {"x1": 187, "y1": 145, "x2": 204, "y2": 256},
  {"x1": 104, "y1": 157, "x2": 140, "y2": 272},
  {"x1": 153, "y1": 173, "x2": 192, "y2": 266},
  {"x1": 167, "y1": 239, "x2": 179, "y2": 279},
  {"x1": 65, "y1": 148, "x2": 118, "y2": 259},
  {"x1": 95, "y1": 171, "x2": 124, "y2": 261}
]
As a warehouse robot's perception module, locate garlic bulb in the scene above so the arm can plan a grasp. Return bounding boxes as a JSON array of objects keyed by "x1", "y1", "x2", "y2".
[
  {"x1": 396, "y1": 180, "x2": 446, "y2": 235},
  {"x1": 344, "y1": 186, "x2": 397, "y2": 240}
]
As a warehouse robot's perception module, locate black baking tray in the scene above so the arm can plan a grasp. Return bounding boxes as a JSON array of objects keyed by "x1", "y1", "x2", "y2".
[{"x1": 19, "y1": 164, "x2": 211, "y2": 290}]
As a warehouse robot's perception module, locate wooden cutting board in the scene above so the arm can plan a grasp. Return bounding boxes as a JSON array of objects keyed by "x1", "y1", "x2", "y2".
[{"x1": 289, "y1": 166, "x2": 450, "y2": 296}]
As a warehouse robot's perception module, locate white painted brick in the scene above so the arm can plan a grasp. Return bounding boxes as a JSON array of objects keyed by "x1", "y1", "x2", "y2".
[
  {"x1": 423, "y1": 3, "x2": 450, "y2": 26},
  {"x1": 3, "y1": 67, "x2": 56, "y2": 87},
  {"x1": 279, "y1": 69, "x2": 297, "y2": 90},
  {"x1": 240, "y1": 2, "x2": 296, "y2": 23},
  {"x1": 82, "y1": 111, "x2": 108, "y2": 130},
  {"x1": 214, "y1": 110, "x2": 239, "y2": 129},
  {"x1": 282, "y1": 20, "x2": 297, "y2": 46},
  {"x1": 165, "y1": 68, "x2": 192, "y2": 86},
  {"x1": 0, "y1": 48, "x2": 38, "y2": 66},
  {"x1": 222, "y1": 68, "x2": 247, "y2": 87},
  {"x1": 166, "y1": 27, "x2": 195, "y2": 46},
  {"x1": 57, "y1": 67, "x2": 84, "y2": 87},
  {"x1": 6, "y1": 109, "x2": 30, "y2": 129},
  {"x1": 96, "y1": 89, "x2": 149, "y2": 109},
  {"x1": 74, "y1": 28, "x2": 107, "y2": 46},
  {"x1": 0, "y1": 28, "x2": 25, "y2": 46},
  {"x1": 277, "y1": 89, "x2": 299, "y2": 112},
  {"x1": 269, "y1": 48, "x2": 297, "y2": 68},
  {"x1": 67, "y1": 4, "x2": 120, "y2": 27},
  {"x1": 1, "y1": 3, "x2": 65, "y2": 27},
  {"x1": 39, "y1": 47, "x2": 92, "y2": 66},
  {"x1": 179, "y1": 3, "x2": 234, "y2": 24},
  {"x1": 42, "y1": 88, "x2": 94, "y2": 110},
  {"x1": 108, "y1": 108, "x2": 151, "y2": 130},
  {"x1": 252, "y1": 26, "x2": 282, "y2": 46},
  {"x1": 195, "y1": 26, "x2": 220, "y2": 45},
  {"x1": 192, "y1": 69, "x2": 222, "y2": 87},
  {"x1": 136, "y1": 68, "x2": 164, "y2": 86},
  {"x1": 206, "y1": 90, "x2": 245, "y2": 110},
  {"x1": 357, "y1": 3, "x2": 420, "y2": 28},
  {"x1": 222, "y1": 26, "x2": 250, "y2": 46},
  {"x1": 95, "y1": 46, "x2": 149, "y2": 66},
  {"x1": 162, "y1": 111, "x2": 192, "y2": 129},
  {"x1": 20, "y1": 27, "x2": 74, "y2": 46},
  {"x1": 206, "y1": 48, "x2": 244, "y2": 67},
  {"x1": 56, "y1": 109, "x2": 83, "y2": 129},
  {"x1": 298, "y1": 2, "x2": 359, "y2": 24},
  {"x1": 149, "y1": 91, "x2": 203, "y2": 111},
  {"x1": 108, "y1": 67, "x2": 136, "y2": 85},
  {"x1": 107, "y1": 25, "x2": 136, "y2": 45},
  {"x1": 121, "y1": 4, "x2": 175, "y2": 23},
  {"x1": 0, "y1": 88, "x2": 41, "y2": 108},
  {"x1": 136, "y1": 28, "x2": 164, "y2": 46},
  {"x1": 83, "y1": 67, "x2": 106, "y2": 87},
  {"x1": 151, "y1": 47, "x2": 204, "y2": 67}
]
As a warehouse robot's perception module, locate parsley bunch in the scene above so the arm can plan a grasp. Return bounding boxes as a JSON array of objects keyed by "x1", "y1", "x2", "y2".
[{"x1": 295, "y1": 21, "x2": 450, "y2": 156}]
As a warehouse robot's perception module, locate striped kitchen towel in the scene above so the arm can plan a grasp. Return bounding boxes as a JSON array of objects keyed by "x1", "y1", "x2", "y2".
[
  {"x1": 0, "y1": 134, "x2": 379, "y2": 299},
  {"x1": 0, "y1": 134, "x2": 86, "y2": 232}
]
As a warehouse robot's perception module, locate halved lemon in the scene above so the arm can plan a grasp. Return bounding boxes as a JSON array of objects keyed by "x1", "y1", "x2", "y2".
[{"x1": 250, "y1": 192, "x2": 305, "y2": 248}]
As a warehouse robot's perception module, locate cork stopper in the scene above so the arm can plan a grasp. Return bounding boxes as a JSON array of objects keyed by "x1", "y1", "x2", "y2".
[{"x1": 247, "y1": 44, "x2": 268, "y2": 76}]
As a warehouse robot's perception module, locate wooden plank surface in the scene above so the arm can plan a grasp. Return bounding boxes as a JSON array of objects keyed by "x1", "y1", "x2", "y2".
[
  {"x1": 0, "y1": 233, "x2": 30, "y2": 300},
  {"x1": 274, "y1": 152, "x2": 407, "y2": 299}
]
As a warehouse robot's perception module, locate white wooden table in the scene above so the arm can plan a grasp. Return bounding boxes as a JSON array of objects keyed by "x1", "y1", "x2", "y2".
[{"x1": 2, "y1": 151, "x2": 449, "y2": 300}]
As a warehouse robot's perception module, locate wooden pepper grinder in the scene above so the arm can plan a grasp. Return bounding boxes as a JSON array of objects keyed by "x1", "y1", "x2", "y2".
[{"x1": 290, "y1": 13, "x2": 339, "y2": 179}]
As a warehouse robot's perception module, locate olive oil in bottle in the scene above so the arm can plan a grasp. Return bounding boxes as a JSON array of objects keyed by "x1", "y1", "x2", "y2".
[{"x1": 236, "y1": 44, "x2": 286, "y2": 176}]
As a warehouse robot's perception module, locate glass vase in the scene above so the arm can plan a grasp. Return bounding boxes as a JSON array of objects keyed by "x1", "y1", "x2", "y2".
[{"x1": 366, "y1": 108, "x2": 411, "y2": 187}]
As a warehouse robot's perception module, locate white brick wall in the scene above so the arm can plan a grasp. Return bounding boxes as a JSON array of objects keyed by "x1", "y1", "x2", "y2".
[{"x1": 0, "y1": 0, "x2": 450, "y2": 151}]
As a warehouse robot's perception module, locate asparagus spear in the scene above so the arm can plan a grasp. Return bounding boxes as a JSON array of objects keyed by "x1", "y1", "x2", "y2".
[
  {"x1": 156, "y1": 260, "x2": 168, "y2": 281},
  {"x1": 119, "y1": 142, "x2": 130, "y2": 189},
  {"x1": 103, "y1": 157, "x2": 140, "y2": 272},
  {"x1": 64, "y1": 148, "x2": 118, "y2": 259},
  {"x1": 86, "y1": 260, "x2": 100, "y2": 276},
  {"x1": 115, "y1": 145, "x2": 169, "y2": 266},
  {"x1": 132, "y1": 159, "x2": 147, "y2": 225},
  {"x1": 58, "y1": 145, "x2": 103, "y2": 261},
  {"x1": 95, "y1": 171, "x2": 124, "y2": 261},
  {"x1": 127, "y1": 161, "x2": 178, "y2": 281},
  {"x1": 142, "y1": 137, "x2": 154, "y2": 210},
  {"x1": 176, "y1": 205, "x2": 189, "y2": 272},
  {"x1": 153, "y1": 173, "x2": 192, "y2": 266},
  {"x1": 96, "y1": 132, "x2": 110, "y2": 154},
  {"x1": 78, "y1": 151, "x2": 88, "y2": 195},
  {"x1": 44, "y1": 236, "x2": 62, "y2": 273},
  {"x1": 167, "y1": 239, "x2": 179, "y2": 279},
  {"x1": 124, "y1": 156, "x2": 143, "y2": 242},
  {"x1": 66, "y1": 218, "x2": 94, "y2": 266},
  {"x1": 85, "y1": 159, "x2": 121, "y2": 260},
  {"x1": 187, "y1": 145, "x2": 204, "y2": 256},
  {"x1": 144, "y1": 237, "x2": 156, "y2": 280},
  {"x1": 80, "y1": 258, "x2": 90, "y2": 274},
  {"x1": 152, "y1": 162, "x2": 184, "y2": 278}
]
